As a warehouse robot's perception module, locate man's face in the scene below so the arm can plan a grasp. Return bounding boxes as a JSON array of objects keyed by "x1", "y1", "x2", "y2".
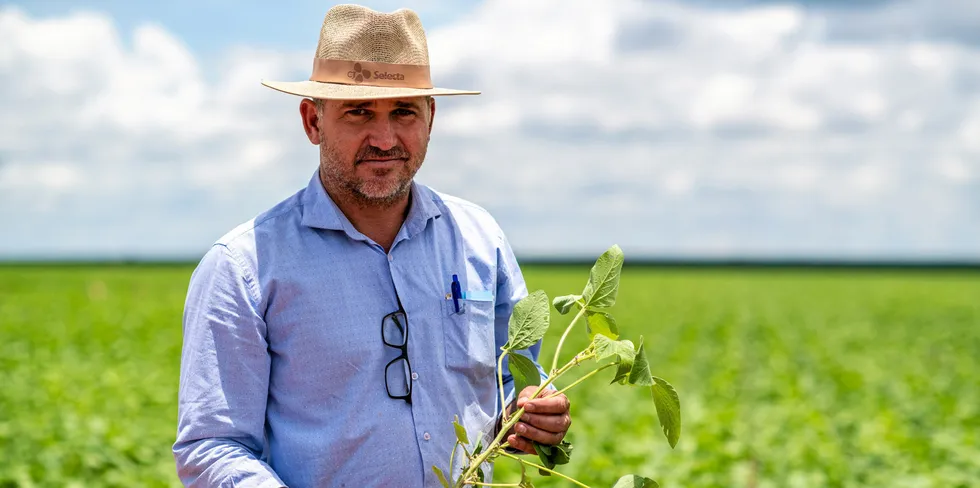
[{"x1": 305, "y1": 97, "x2": 434, "y2": 207}]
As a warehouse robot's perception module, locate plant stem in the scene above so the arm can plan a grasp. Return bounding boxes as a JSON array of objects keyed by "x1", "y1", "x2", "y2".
[
  {"x1": 551, "y1": 305, "x2": 588, "y2": 373},
  {"x1": 449, "y1": 440, "x2": 460, "y2": 483},
  {"x1": 548, "y1": 362, "x2": 615, "y2": 398},
  {"x1": 460, "y1": 353, "x2": 587, "y2": 483},
  {"x1": 497, "y1": 349, "x2": 509, "y2": 423},
  {"x1": 499, "y1": 451, "x2": 593, "y2": 488},
  {"x1": 533, "y1": 348, "x2": 595, "y2": 399}
]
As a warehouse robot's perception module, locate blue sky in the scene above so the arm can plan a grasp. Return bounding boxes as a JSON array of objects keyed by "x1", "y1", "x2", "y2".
[
  {"x1": 6, "y1": 1, "x2": 482, "y2": 55},
  {"x1": 1, "y1": 0, "x2": 978, "y2": 260}
]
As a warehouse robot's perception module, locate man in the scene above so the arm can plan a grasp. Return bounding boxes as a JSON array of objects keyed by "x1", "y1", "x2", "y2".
[{"x1": 173, "y1": 5, "x2": 571, "y2": 487}]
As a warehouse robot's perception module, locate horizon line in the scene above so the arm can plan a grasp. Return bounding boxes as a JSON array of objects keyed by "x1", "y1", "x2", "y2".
[{"x1": 2, "y1": 256, "x2": 979, "y2": 271}]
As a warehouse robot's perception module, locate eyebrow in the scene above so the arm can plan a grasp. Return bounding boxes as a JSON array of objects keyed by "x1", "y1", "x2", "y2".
[
  {"x1": 340, "y1": 101, "x2": 374, "y2": 109},
  {"x1": 339, "y1": 100, "x2": 423, "y2": 110},
  {"x1": 393, "y1": 101, "x2": 423, "y2": 110}
]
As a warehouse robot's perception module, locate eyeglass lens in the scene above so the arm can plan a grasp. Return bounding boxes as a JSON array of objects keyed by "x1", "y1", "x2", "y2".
[
  {"x1": 383, "y1": 312, "x2": 407, "y2": 347},
  {"x1": 385, "y1": 358, "x2": 411, "y2": 397}
]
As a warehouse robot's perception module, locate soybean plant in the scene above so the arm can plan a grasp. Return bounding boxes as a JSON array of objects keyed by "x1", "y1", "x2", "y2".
[{"x1": 433, "y1": 245, "x2": 682, "y2": 488}]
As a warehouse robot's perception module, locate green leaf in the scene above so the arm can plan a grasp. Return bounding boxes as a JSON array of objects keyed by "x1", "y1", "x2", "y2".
[
  {"x1": 508, "y1": 290, "x2": 551, "y2": 350},
  {"x1": 552, "y1": 294, "x2": 580, "y2": 315},
  {"x1": 612, "y1": 474, "x2": 660, "y2": 488},
  {"x1": 533, "y1": 440, "x2": 573, "y2": 470},
  {"x1": 508, "y1": 352, "x2": 541, "y2": 398},
  {"x1": 551, "y1": 440, "x2": 573, "y2": 465},
  {"x1": 452, "y1": 415, "x2": 469, "y2": 446},
  {"x1": 628, "y1": 338, "x2": 654, "y2": 387},
  {"x1": 582, "y1": 244, "x2": 625, "y2": 309},
  {"x1": 592, "y1": 335, "x2": 636, "y2": 385},
  {"x1": 592, "y1": 334, "x2": 635, "y2": 362},
  {"x1": 586, "y1": 311, "x2": 619, "y2": 340},
  {"x1": 611, "y1": 358, "x2": 633, "y2": 385},
  {"x1": 432, "y1": 466, "x2": 450, "y2": 488},
  {"x1": 651, "y1": 376, "x2": 681, "y2": 448},
  {"x1": 534, "y1": 442, "x2": 552, "y2": 455}
]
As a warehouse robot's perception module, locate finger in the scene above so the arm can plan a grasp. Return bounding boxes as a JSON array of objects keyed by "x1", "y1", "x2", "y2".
[
  {"x1": 524, "y1": 393, "x2": 570, "y2": 415},
  {"x1": 514, "y1": 421, "x2": 565, "y2": 445},
  {"x1": 515, "y1": 386, "x2": 538, "y2": 409},
  {"x1": 507, "y1": 434, "x2": 536, "y2": 455},
  {"x1": 519, "y1": 411, "x2": 572, "y2": 433}
]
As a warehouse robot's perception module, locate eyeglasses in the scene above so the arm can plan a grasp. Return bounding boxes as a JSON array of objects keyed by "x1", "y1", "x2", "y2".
[{"x1": 382, "y1": 308, "x2": 412, "y2": 404}]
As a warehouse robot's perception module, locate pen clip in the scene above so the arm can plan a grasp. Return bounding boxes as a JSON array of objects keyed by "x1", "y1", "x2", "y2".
[{"x1": 451, "y1": 274, "x2": 462, "y2": 314}]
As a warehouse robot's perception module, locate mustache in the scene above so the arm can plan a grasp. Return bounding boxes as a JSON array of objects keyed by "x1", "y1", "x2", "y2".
[{"x1": 356, "y1": 146, "x2": 410, "y2": 162}]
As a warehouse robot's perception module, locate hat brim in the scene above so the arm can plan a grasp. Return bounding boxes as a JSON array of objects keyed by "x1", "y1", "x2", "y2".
[{"x1": 261, "y1": 80, "x2": 480, "y2": 100}]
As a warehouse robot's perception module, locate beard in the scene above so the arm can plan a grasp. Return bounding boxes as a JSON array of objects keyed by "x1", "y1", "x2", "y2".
[{"x1": 319, "y1": 142, "x2": 426, "y2": 208}]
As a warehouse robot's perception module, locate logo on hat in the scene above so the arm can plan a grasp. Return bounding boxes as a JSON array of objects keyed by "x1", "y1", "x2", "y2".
[{"x1": 347, "y1": 63, "x2": 372, "y2": 83}]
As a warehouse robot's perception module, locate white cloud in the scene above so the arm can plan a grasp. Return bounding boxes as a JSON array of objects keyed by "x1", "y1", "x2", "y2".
[
  {"x1": 1, "y1": 1, "x2": 978, "y2": 259},
  {"x1": 0, "y1": 6, "x2": 317, "y2": 257},
  {"x1": 419, "y1": 0, "x2": 980, "y2": 258}
]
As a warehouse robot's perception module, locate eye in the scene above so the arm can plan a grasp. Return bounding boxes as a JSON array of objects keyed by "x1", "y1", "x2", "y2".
[
  {"x1": 393, "y1": 108, "x2": 417, "y2": 117},
  {"x1": 346, "y1": 108, "x2": 370, "y2": 117}
]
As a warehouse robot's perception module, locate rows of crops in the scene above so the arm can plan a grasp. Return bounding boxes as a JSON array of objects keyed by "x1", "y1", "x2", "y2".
[{"x1": 1, "y1": 265, "x2": 978, "y2": 487}]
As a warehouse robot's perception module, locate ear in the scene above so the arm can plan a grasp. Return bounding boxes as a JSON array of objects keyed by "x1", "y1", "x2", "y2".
[
  {"x1": 300, "y1": 98, "x2": 321, "y2": 145},
  {"x1": 427, "y1": 97, "x2": 436, "y2": 134}
]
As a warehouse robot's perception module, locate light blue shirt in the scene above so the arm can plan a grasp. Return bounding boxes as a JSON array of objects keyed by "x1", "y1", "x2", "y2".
[{"x1": 174, "y1": 171, "x2": 545, "y2": 487}]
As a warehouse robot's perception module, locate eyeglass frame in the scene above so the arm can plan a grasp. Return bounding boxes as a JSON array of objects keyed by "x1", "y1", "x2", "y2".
[{"x1": 381, "y1": 307, "x2": 412, "y2": 404}]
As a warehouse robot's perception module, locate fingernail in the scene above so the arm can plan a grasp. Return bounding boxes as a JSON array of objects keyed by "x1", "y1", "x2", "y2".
[
  {"x1": 525, "y1": 403, "x2": 535, "y2": 412},
  {"x1": 517, "y1": 424, "x2": 526, "y2": 434}
]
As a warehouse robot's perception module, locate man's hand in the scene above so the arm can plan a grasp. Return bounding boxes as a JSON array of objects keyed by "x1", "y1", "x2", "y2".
[{"x1": 504, "y1": 386, "x2": 572, "y2": 455}]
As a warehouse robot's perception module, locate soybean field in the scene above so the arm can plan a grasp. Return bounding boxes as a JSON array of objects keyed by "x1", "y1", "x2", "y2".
[{"x1": 1, "y1": 265, "x2": 978, "y2": 487}]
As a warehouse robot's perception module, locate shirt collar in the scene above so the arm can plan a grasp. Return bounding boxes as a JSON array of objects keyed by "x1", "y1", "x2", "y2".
[
  {"x1": 300, "y1": 170, "x2": 442, "y2": 242},
  {"x1": 400, "y1": 181, "x2": 442, "y2": 241},
  {"x1": 300, "y1": 171, "x2": 345, "y2": 231}
]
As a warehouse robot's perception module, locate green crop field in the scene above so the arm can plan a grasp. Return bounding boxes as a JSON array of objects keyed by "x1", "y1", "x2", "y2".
[{"x1": 1, "y1": 265, "x2": 978, "y2": 487}]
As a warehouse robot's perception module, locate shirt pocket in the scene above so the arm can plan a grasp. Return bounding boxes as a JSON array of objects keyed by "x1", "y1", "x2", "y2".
[{"x1": 442, "y1": 297, "x2": 497, "y2": 380}]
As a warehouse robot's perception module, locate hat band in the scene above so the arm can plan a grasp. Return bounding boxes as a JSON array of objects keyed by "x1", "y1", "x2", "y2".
[{"x1": 310, "y1": 59, "x2": 433, "y2": 89}]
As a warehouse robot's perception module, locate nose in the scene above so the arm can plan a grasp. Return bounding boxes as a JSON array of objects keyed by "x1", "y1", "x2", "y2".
[{"x1": 366, "y1": 117, "x2": 398, "y2": 151}]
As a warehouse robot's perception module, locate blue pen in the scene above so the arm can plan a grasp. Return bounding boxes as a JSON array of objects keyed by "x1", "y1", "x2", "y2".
[{"x1": 451, "y1": 274, "x2": 462, "y2": 313}]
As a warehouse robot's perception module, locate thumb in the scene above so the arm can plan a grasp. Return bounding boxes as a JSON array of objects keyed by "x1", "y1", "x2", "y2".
[{"x1": 516, "y1": 385, "x2": 536, "y2": 408}]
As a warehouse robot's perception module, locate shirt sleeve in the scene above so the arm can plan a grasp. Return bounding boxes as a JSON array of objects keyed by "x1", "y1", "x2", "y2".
[
  {"x1": 173, "y1": 244, "x2": 286, "y2": 488},
  {"x1": 493, "y1": 230, "x2": 550, "y2": 410}
]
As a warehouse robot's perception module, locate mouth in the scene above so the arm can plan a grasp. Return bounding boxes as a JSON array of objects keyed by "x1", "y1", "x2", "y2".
[{"x1": 358, "y1": 158, "x2": 406, "y2": 167}]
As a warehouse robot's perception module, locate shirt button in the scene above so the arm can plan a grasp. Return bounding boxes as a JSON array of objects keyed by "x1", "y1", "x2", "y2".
[
  {"x1": 411, "y1": 372, "x2": 419, "y2": 380},
  {"x1": 423, "y1": 432, "x2": 431, "y2": 441},
  {"x1": 387, "y1": 254, "x2": 394, "y2": 262}
]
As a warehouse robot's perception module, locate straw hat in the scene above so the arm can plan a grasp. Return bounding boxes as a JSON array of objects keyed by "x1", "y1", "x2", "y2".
[{"x1": 261, "y1": 4, "x2": 479, "y2": 100}]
